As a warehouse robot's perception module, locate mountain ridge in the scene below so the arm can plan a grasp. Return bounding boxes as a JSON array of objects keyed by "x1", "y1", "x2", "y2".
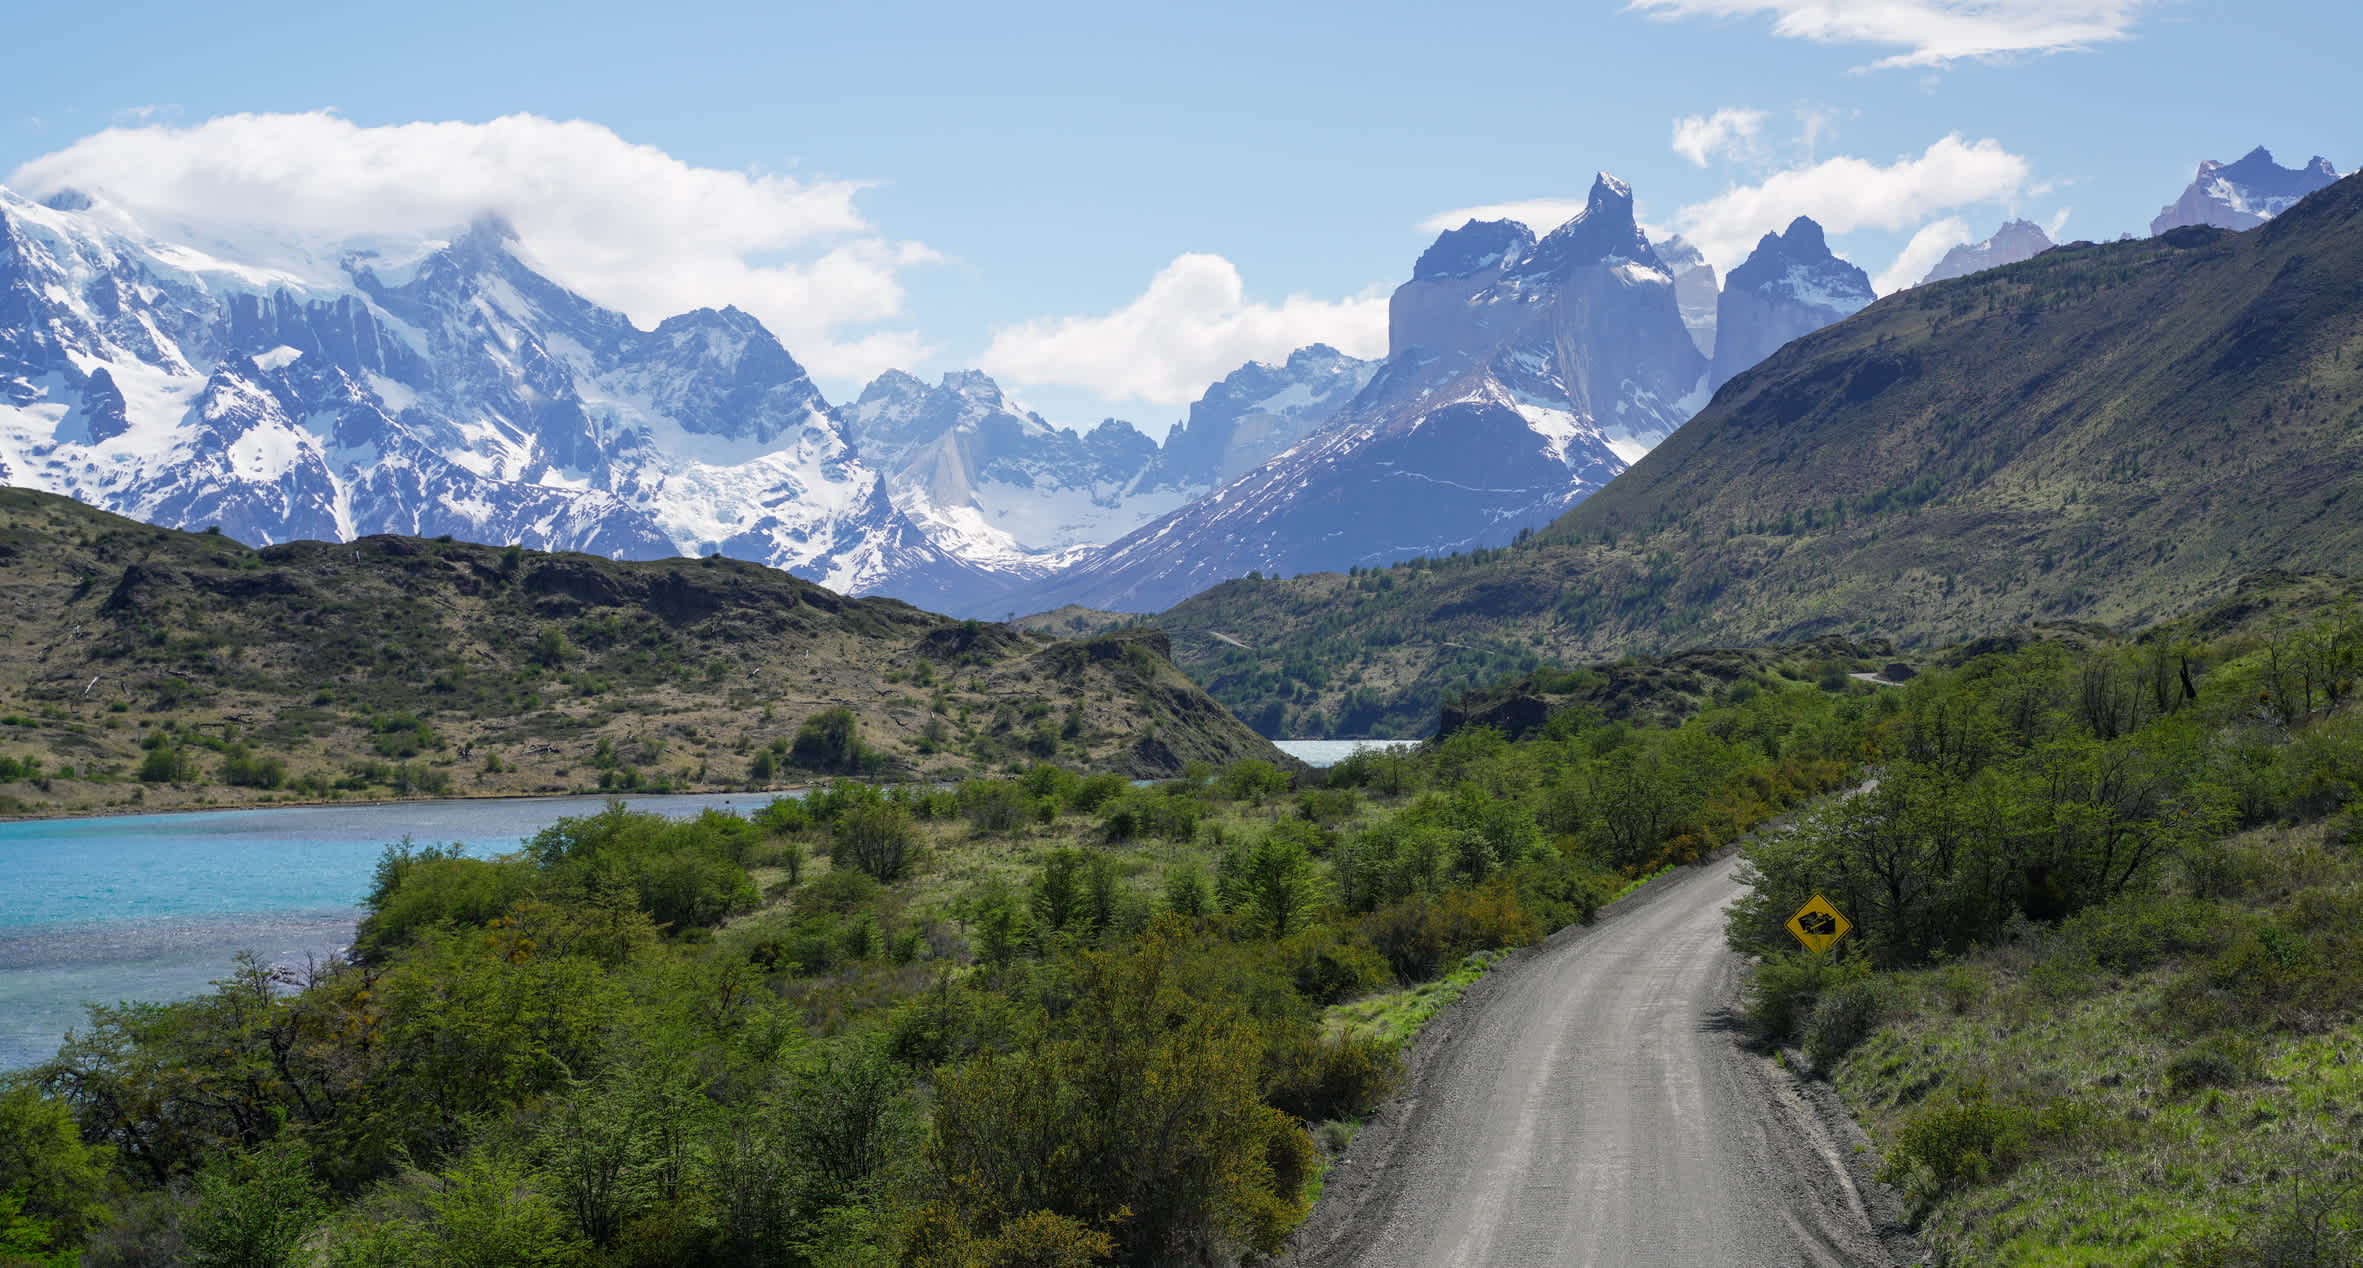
[
  {"x1": 999, "y1": 172, "x2": 1710, "y2": 615},
  {"x1": 1152, "y1": 171, "x2": 2363, "y2": 736},
  {"x1": 0, "y1": 487, "x2": 1282, "y2": 817}
]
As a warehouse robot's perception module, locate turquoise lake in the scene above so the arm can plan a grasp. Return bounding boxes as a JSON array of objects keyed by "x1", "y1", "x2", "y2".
[
  {"x1": 1269, "y1": 738, "x2": 1422, "y2": 767},
  {"x1": 0, "y1": 792, "x2": 756, "y2": 1070}
]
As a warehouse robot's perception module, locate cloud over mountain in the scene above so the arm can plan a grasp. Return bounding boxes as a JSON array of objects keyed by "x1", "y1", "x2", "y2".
[
  {"x1": 7, "y1": 111, "x2": 937, "y2": 381},
  {"x1": 977, "y1": 253, "x2": 1387, "y2": 406},
  {"x1": 1672, "y1": 134, "x2": 2030, "y2": 271}
]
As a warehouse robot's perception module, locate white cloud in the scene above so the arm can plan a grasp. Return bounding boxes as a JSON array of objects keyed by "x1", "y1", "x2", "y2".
[
  {"x1": 1416, "y1": 198, "x2": 1592, "y2": 236},
  {"x1": 7, "y1": 111, "x2": 934, "y2": 382},
  {"x1": 2044, "y1": 206, "x2": 2073, "y2": 239},
  {"x1": 1672, "y1": 134, "x2": 2031, "y2": 271},
  {"x1": 1873, "y1": 216, "x2": 1970, "y2": 293},
  {"x1": 1672, "y1": 107, "x2": 1769, "y2": 166},
  {"x1": 977, "y1": 253, "x2": 1388, "y2": 406},
  {"x1": 1626, "y1": 0, "x2": 2151, "y2": 68}
]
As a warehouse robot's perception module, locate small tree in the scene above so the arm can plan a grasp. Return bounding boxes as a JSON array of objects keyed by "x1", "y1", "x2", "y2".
[
  {"x1": 531, "y1": 626, "x2": 570, "y2": 669},
  {"x1": 138, "y1": 744, "x2": 192, "y2": 785},
  {"x1": 792, "y1": 708, "x2": 866, "y2": 773},
  {"x1": 1217, "y1": 827, "x2": 1328, "y2": 939},
  {"x1": 834, "y1": 799, "x2": 916, "y2": 883},
  {"x1": 179, "y1": 1140, "x2": 325, "y2": 1268}
]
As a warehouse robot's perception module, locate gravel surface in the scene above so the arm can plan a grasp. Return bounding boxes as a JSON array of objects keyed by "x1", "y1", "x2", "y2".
[{"x1": 1289, "y1": 852, "x2": 1923, "y2": 1267}]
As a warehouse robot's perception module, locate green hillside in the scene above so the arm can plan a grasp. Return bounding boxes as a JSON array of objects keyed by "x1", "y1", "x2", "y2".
[
  {"x1": 0, "y1": 489, "x2": 1281, "y2": 816},
  {"x1": 1159, "y1": 175, "x2": 2363, "y2": 737}
]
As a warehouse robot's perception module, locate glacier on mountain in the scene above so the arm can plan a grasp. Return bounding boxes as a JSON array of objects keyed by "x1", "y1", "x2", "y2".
[{"x1": 0, "y1": 185, "x2": 995, "y2": 603}]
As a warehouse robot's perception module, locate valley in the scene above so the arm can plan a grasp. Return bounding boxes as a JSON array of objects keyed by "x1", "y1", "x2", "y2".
[
  {"x1": 0, "y1": 51, "x2": 2358, "y2": 1262},
  {"x1": 1164, "y1": 170, "x2": 2363, "y2": 739}
]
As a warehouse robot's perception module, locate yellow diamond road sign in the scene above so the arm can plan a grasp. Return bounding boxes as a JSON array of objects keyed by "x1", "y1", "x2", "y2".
[{"x1": 1786, "y1": 893, "x2": 1852, "y2": 953}]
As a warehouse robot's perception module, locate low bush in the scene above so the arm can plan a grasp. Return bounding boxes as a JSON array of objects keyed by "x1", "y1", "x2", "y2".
[
  {"x1": 1276, "y1": 927, "x2": 1389, "y2": 1007},
  {"x1": 1745, "y1": 951, "x2": 1864, "y2": 1043},
  {"x1": 1876, "y1": 1083, "x2": 2030, "y2": 1213},
  {"x1": 1360, "y1": 887, "x2": 1540, "y2": 984},
  {"x1": 2163, "y1": 1035, "x2": 2258, "y2": 1096},
  {"x1": 1263, "y1": 1025, "x2": 1400, "y2": 1124},
  {"x1": 1804, "y1": 974, "x2": 1899, "y2": 1066},
  {"x1": 2067, "y1": 893, "x2": 2240, "y2": 973}
]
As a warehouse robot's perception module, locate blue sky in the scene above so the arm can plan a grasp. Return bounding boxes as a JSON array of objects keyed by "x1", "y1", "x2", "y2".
[{"x1": 4, "y1": 0, "x2": 2356, "y2": 436}]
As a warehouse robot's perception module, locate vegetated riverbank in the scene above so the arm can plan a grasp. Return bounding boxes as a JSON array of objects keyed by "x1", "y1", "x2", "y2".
[
  {"x1": 0, "y1": 791, "x2": 764, "y2": 1070},
  {"x1": 1729, "y1": 579, "x2": 2363, "y2": 1263},
  {"x1": 0, "y1": 622, "x2": 1880, "y2": 1265},
  {"x1": 0, "y1": 781, "x2": 818, "y2": 825}
]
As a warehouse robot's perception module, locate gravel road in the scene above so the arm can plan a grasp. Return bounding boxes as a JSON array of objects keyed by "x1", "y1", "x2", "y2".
[{"x1": 1290, "y1": 852, "x2": 1919, "y2": 1267}]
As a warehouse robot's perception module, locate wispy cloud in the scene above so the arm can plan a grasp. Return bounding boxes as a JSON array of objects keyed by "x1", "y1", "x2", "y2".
[
  {"x1": 9, "y1": 111, "x2": 937, "y2": 382},
  {"x1": 1872, "y1": 216, "x2": 1970, "y2": 293},
  {"x1": 1625, "y1": 0, "x2": 2153, "y2": 68},
  {"x1": 109, "y1": 104, "x2": 180, "y2": 126},
  {"x1": 1672, "y1": 134, "x2": 2031, "y2": 271},
  {"x1": 978, "y1": 254, "x2": 1387, "y2": 405},
  {"x1": 1416, "y1": 198, "x2": 1594, "y2": 236},
  {"x1": 1672, "y1": 107, "x2": 1769, "y2": 166}
]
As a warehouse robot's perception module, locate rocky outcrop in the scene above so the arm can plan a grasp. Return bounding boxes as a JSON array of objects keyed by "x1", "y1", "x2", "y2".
[
  {"x1": 2151, "y1": 147, "x2": 2339, "y2": 235},
  {"x1": 1708, "y1": 217, "x2": 1874, "y2": 395},
  {"x1": 1152, "y1": 344, "x2": 1376, "y2": 487},
  {"x1": 1920, "y1": 219, "x2": 2054, "y2": 286},
  {"x1": 1004, "y1": 172, "x2": 1707, "y2": 614},
  {"x1": 1657, "y1": 235, "x2": 1720, "y2": 358}
]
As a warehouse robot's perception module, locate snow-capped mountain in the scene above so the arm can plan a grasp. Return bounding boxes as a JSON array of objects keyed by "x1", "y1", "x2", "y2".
[
  {"x1": 1707, "y1": 217, "x2": 1874, "y2": 395},
  {"x1": 1656, "y1": 235, "x2": 1720, "y2": 358},
  {"x1": 1003, "y1": 172, "x2": 1705, "y2": 613},
  {"x1": 1151, "y1": 344, "x2": 1377, "y2": 488},
  {"x1": 835, "y1": 347, "x2": 1375, "y2": 584},
  {"x1": 1920, "y1": 219, "x2": 2054, "y2": 286},
  {"x1": 0, "y1": 187, "x2": 992, "y2": 604},
  {"x1": 839, "y1": 368, "x2": 1178, "y2": 576},
  {"x1": 2151, "y1": 147, "x2": 2340, "y2": 235}
]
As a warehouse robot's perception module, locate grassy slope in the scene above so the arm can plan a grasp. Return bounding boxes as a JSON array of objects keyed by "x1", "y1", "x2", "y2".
[
  {"x1": 0, "y1": 489, "x2": 1283, "y2": 816},
  {"x1": 1748, "y1": 581, "x2": 2363, "y2": 1264},
  {"x1": 1157, "y1": 175, "x2": 2363, "y2": 737},
  {"x1": 1830, "y1": 820, "x2": 2362, "y2": 1264}
]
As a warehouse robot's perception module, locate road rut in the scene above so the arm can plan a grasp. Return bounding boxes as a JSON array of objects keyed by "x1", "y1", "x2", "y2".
[{"x1": 1291, "y1": 852, "x2": 1912, "y2": 1267}]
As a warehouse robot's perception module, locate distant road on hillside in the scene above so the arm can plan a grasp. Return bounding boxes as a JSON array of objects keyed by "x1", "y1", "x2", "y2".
[{"x1": 1291, "y1": 853, "x2": 1913, "y2": 1267}]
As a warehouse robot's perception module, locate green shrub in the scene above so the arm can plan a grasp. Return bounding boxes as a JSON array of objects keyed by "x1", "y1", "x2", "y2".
[
  {"x1": 791, "y1": 707, "x2": 870, "y2": 773},
  {"x1": 1360, "y1": 887, "x2": 1540, "y2": 983},
  {"x1": 2164, "y1": 1036, "x2": 2258, "y2": 1096},
  {"x1": 958, "y1": 778, "x2": 1033, "y2": 833},
  {"x1": 1876, "y1": 1082, "x2": 2029, "y2": 1207},
  {"x1": 218, "y1": 744, "x2": 287, "y2": 789},
  {"x1": 833, "y1": 798, "x2": 917, "y2": 882},
  {"x1": 1069, "y1": 772, "x2": 1129, "y2": 813},
  {"x1": 180, "y1": 1141, "x2": 325, "y2": 1268},
  {"x1": 137, "y1": 745, "x2": 190, "y2": 784},
  {"x1": 1294, "y1": 787, "x2": 1360, "y2": 826},
  {"x1": 1803, "y1": 975, "x2": 1897, "y2": 1067},
  {"x1": 1100, "y1": 790, "x2": 1200, "y2": 843},
  {"x1": 1276, "y1": 927, "x2": 1389, "y2": 1007},
  {"x1": 1263, "y1": 1024, "x2": 1400, "y2": 1124},
  {"x1": 2067, "y1": 893, "x2": 2246, "y2": 973},
  {"x1": 355, "y1": 844, "x2": 534, "y2": 960},
  {"x1": 1745, "y1": 951, "x2": 1863, "y2": 1043}
]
